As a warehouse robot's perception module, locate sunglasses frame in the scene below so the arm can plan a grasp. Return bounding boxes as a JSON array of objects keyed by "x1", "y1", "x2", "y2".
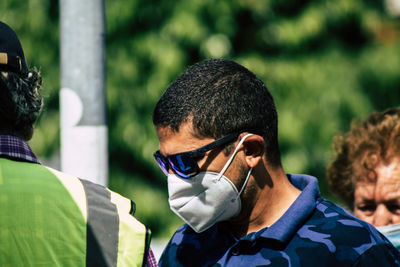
[{"x1": 154, "y1": 131, "x2": 241, "y2": 178}]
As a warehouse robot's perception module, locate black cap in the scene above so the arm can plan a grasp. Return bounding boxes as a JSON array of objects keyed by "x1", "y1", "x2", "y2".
[{"x1": 0, "y1": 22, "x2": 28, "y2": 74}]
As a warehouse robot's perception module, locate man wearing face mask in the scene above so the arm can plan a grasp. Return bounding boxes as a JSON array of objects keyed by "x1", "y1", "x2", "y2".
[{"x1": 153, "y1": 59, "x2": 400, "y2": 266}]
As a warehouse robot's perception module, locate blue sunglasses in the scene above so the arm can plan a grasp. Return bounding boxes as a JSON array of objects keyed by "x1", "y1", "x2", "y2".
[{"x1": 153, "y1": 132, "x2": 241, "y2": 178}]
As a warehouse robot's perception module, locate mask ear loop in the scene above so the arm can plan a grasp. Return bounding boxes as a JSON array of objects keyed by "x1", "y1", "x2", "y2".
[
  {"x1": 237, "y1": 167, "x2": 252, "y2": 198},
  {"x1": 216, "y1": 133, "x2": 254, "y2": 181}
]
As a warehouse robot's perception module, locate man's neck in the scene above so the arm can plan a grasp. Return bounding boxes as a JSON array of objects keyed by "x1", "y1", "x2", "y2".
[{"x1": 228, "y1": 166, "x2": 301, "y2": 238}]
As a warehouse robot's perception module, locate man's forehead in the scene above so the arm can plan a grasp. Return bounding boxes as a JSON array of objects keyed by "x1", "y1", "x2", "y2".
[
  {"x1": 156, "y1": 123, "x2": 215, "y2": 156},
  {"x1": 155, "y1": 126, "x2": 175, "y2": 142},
  {"x1": 156, "y1": 123, "x2": 194, "y2": 141}
]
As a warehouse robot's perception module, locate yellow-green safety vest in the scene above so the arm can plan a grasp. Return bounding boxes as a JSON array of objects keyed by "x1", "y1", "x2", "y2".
[{"x1": 0, "y1": 158, "x2": 150, "y2": 267}]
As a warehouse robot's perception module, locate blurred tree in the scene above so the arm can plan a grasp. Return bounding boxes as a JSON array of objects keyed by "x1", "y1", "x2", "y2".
[{"x1": 1, "y1": 0, "x2": 399, "y2": 237}]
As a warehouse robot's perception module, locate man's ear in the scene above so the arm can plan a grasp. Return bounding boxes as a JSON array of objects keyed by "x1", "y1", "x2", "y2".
[{"x1": 242, "y1": 134, "x2": 265, "y2": 168}]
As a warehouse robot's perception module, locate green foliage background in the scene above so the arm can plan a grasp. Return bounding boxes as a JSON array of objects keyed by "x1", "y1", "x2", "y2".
[{"x1": 1, "y1": 0, "x2": 399, "y2": 238}]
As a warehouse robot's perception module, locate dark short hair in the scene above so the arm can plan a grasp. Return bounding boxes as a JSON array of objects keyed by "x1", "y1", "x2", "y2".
[
  {"x1": 153, "y1": 59, "x2": 281, "y2": 166},
  {"x1": 0, "y1": 67, "x2": 43, "y2": 140},
  {"x1": 326, "y1": 107, "x2": 400, "y2": 209}
]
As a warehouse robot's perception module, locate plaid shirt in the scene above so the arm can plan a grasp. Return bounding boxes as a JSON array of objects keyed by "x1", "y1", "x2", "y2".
[
  {"x1": 146, "y1": 249, "x2": 159, "y2": 267},
  {"x1": 0, "y1": 135, "x2": 159, "y2": 267},
  {"x1": 0, "y1": 135, "x2": 40, "y2": 164}
]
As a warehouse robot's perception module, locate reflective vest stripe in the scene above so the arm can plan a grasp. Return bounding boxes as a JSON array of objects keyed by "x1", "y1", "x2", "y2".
[
  {"x1": 80, "y1": 179, "x2": 119, "y2": 267},
  {"x1": 109, "y1": 190, "x2": 147, "y2": 267},
  {"x1": 48, "y1": 166, "x2": 148, "y2": 266},
  {"x1": 2, "y1": 162, "x2": 147, "y2": 266},
  {"x1": 46, "y1": 167, "x2": 88, "y2": 222}
]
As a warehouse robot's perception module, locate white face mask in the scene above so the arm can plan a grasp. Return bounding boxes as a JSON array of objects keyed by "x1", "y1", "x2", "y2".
[
  {"x1": 168, "y1": 134, "x2": 253, "y2": 233},
  {"x1": 376, "y1": 223, "x2": 400, "y2": 250}
]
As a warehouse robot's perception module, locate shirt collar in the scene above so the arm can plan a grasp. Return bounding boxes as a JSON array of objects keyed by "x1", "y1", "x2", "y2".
[
  {"x1": 0, "y1": 135, "x2": 40, "y2": 164},
  {"x1": 254, "y1": 174, "x2": 320, "y2": 243}
]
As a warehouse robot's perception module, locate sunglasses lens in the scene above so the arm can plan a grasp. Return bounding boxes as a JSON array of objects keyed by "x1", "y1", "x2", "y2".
[
  {"x1": 154, "y1": 152, "x2": 169, "y2": 176},
  {"x1": 168, "y1": 153, "x2": 199, "y2": 179}
]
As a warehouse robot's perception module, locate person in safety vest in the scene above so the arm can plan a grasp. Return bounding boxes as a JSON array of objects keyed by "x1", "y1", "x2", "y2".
[{"x1": 0, "y1": 21, "x2": 158, "y2": 267}]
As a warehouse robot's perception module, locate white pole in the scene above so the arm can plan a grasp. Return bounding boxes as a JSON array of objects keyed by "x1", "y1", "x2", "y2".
[
  {"x1": 386, "y1": 0, "x2": 400, "y2": 16},
  {"x1": 60, "y1": 0, "x2": 108, "y2": 185}
]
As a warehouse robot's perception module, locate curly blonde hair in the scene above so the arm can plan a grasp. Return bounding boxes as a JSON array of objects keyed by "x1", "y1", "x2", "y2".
[{"x1": 326, "y1": 107, "x2": 400, "y2": 209}]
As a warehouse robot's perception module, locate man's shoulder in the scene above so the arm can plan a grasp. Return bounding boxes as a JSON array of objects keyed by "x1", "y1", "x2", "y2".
[
  {"x1": 44, "y1": 166, "x2": 109, "y2": 192},
  {"x1": 311, "y1": 198, "x2": 379, "y2": 235},
  {"x1": 44, "y1": 166, "x2": 134, "y2": 208},
  {"x1": 159, "y1": 225, "x2": 189, "y2": 266},
  {"x1": 44, "y1": 165, "x2": 79, "y2": 180},
  {"x1": 160, "y1": 224, "x2": 231, "y2": 266},
  {"x1": 165, "y1": 224, "x2": 192, "y2": 246},
  {"x1": 298, "y1": 197, "x2": 392, "y2": 251},
  {"x1": 160, "y1": 206, "x2": 400, "y2": 266},
  {"x1": 281, "y1": 197, "x2": 400, "y2": 265}
]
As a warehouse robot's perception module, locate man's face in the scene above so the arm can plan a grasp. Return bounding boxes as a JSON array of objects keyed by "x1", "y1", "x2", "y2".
[
  {"x1": 354, "y1": 160, "x2": 400, "y2": 226},
  {"x1": 155, "y1": 122, "x2": 245, "y2": 189}
]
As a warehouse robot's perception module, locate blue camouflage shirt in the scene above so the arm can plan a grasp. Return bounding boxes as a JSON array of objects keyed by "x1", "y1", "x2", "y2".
[{"x1": 159, "y1": 174, "x2": 400, "y2": 266}]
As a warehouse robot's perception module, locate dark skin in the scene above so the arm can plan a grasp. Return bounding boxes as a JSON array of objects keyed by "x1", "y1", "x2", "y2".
[
  {"x1": 0, "y1": 127, "x2": 33, "y2": 141},
  {"x1": 156, "y1": 121, "x2": 301, "y2": 238}
]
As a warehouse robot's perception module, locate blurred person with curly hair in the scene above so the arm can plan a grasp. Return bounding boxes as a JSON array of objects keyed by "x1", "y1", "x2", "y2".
[{"x1": 327, "y1": 107, "x2": 400, "y2": 249}]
